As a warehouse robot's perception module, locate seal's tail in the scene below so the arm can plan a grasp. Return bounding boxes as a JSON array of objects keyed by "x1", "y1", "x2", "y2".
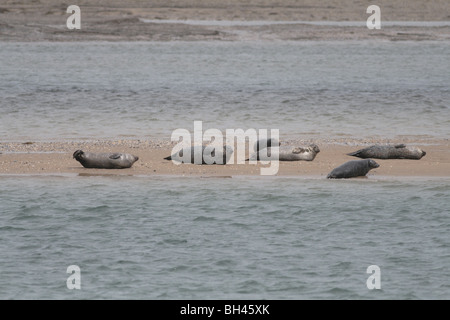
[{"x1": 347, "y1": 150, "x2": 363, "y2": 158}]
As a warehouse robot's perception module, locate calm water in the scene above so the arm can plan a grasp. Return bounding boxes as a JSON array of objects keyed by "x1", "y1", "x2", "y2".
[
  {"x1": 0, "y1": 41, "x2": 449, "y2": 141},
  {"x1": 0, "y1": 175, "x2": 448, "y2": 299}
]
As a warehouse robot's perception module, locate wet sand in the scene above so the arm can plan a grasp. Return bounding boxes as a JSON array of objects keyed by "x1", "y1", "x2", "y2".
[
  {"x1": 0, "y1": 0, "x2": 449, "y2": 41},
  {"x1": 1, "y1": 139, "x2": 448, "y2": 177}
]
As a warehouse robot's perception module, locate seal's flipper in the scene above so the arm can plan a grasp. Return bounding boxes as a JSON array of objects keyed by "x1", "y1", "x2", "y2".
[
  {"x1": 164, "y1": 156, "x2": 172, "y2": 161},
  {"x1": 109, "y1": 153, "x2": 122, "y2": 160},
  {"x1": 292, "y1": 147, "x2": 307, "y2": 154},
  {"x1": 395, "y1": 144, "x2": 406, "y2": 148},
  {"x1": 347, "y1": 150, "x2": 363, "y2": 158}
]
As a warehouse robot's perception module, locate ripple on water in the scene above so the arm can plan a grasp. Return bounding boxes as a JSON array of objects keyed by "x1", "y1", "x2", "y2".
[{"x1": 0, "y1": 176, "x2": 449, "y2": 299}]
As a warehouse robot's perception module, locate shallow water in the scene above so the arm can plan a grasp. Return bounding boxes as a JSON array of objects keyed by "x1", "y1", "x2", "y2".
[
  {"x1": 0, "y1": 41, "x2": 449, "y2": 141},
  {"x1": 0, "y1": 175, "x2": 448, "y2": 299}
]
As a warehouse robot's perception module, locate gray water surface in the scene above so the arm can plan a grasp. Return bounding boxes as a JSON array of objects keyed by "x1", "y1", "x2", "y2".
[
  {"x1": 1, "y1": 41, "x2": 449, "y2": 141},
  {"x1": 0, "y1": 175, "x2": 448, "y2": 299}
]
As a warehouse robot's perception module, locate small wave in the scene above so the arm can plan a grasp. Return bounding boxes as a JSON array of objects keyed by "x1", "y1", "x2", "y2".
[
  {"x1": 0, "y1": 226, "x2": 27, "y2": 231},
  {"x1": 162, "y1": 238, "x2": 188, "y2": 245},
  {"x1": 193, "y1": 216, "x2": 217, "y2": 222}
]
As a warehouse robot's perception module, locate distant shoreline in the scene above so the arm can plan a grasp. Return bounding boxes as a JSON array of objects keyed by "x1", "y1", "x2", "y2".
[{"x1": 0, "y1": 0, "x2": 449, "y2": 41}]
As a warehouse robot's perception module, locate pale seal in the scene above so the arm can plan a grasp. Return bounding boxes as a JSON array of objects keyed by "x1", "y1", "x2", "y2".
[
  {"x1": 164, "y1": 145, "x2": 234, "y2": 165},
  {"x1": 249, "y1": 144, "x2": 320, "y2": 161},
  {"x1": 73, "y1": 150, "x2": 139, "y2": 169},
  {"x1": 347, "y1": 144, "x2": 426, "y2": 160},
  {"x1": 327, "y1": 159, "x2": 380, "y2": 179}
]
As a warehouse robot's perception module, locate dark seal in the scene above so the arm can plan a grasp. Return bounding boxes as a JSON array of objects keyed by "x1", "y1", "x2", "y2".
[
  {"x1": 73, "y1": 150, "x2": 139, "y2": 169},
  {"x1": 327, "y1": 159, "x2": 380, "y2": 179},
  {"x1": 347, "y1": 144, "x2": 426, "y2": 160}
]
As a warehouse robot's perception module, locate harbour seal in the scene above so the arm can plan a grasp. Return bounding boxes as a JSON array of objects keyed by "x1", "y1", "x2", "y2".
[
  {"x1": 73, "y1": 150, "x2": 139, "y2": 169},
  {"x1": 254, "y1": 138, "x2": 280, "y2": 152},
  {"x1": 164, "y1": 145, "x2": 234, "y2": 165},
  {"x1": 327, "y1": 159, "x2": 380, "y2": 179},
  {"x1": 248, "y1": 144, "x2": 320, "y2": 161},
  {"x1": 347, "y1": 144, "x2": 426, "y2": 160}
]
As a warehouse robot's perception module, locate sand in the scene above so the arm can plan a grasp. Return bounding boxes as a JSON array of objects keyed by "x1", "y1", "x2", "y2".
[
  {"x1": 1, "y1": 139, "x2": 448, "y2": 177},
  {"x1": 0, "y1": 0, "x2": 449, "y2": 41}
]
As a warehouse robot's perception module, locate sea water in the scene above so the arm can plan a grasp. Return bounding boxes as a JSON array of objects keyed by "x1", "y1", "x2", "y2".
[
  {"x1": 0, "y1": 175, "x2": 448, "y2": 299},
  {"x1": 0, "y1": 41, "x2": 449, "y2": 141},
  {"x1": 0, "y1": 40, "x2": 449, "y2": 300}
]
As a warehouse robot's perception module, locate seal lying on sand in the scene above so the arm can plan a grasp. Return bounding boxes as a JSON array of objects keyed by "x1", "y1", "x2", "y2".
[
  {"x1": 73, "y1": 150, "x2": 139, "y2": 169},
  {"x1": 248, "y1": 144, "x2": 320, "y2": 161},
  {"x1": 347, "y1": 144, "x2": 426, "y2": 160},
  {"x1": 327, "y1": 159, "x2": 380, "y2": 179},
  {"x1": 164, "y1": 145, "x2": 234, "y2": 165}
]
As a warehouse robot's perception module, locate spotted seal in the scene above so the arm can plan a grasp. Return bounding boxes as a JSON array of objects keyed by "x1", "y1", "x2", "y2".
[
  {"x1": 249, "y1": 144, "x2": 320, "y2": 161},
  {"x1": 347, "y1": 144, "x2": 426, "y2": 160},
  {"x1": 73, "y1": 150, "x2": 139, "y2": 169}
]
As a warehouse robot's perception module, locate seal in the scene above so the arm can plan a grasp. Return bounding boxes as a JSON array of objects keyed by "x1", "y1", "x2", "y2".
[
  {"x1": 347, "y1": 144, "x2": 426, "y2": 160},
  {"x1": 73, "y1": 150, "x2": 139, "y2": 169},
  {"x1": 254, "y1": 138, "x2": 280, "y2": 152},
  {"x1": 327, "y1": 159, "x2": 380, "y2": 179},
  {"x1": 164, "y1": 145, "x2": 234, "y2": 165},
  {"x1": 248, "y1": 144, "x2": 320, "y2": 161}
]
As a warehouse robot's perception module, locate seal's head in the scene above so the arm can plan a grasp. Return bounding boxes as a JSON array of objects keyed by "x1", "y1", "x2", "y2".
[
  {"x1": 309, "y1": 144, "x2": 320, "y2": 154},
  {"x1": 368, "y1": 159, "x2": 380, "y2": 169},
  {"x1": 73, "y1": 150, "x2": 84, "y2": 161},
  {"x1": 414, "y1": 147, "x2": 426, "y2": 159},
  {"x1": 407, "y1": 146, "x2": 427, "y2": 159}
]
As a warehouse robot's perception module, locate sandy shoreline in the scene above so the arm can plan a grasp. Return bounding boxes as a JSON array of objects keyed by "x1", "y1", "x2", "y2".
[
  {"x1": 1, "y1": 139, "x2": 449, "y2": 177},
  {"x1": 0, "y1": 0, "x2": 449, "y2": 41}
]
